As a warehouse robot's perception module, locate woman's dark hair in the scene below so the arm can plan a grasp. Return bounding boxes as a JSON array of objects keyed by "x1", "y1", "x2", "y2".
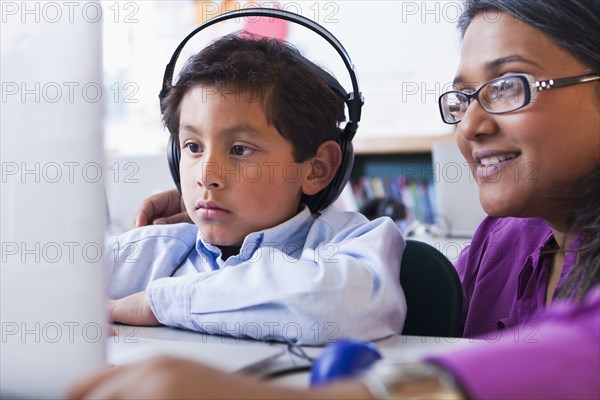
[
  {"x1": 459, "y1": 0, "x2": 600, "y2": 300},
  {"x1": 161, "y1": 33, "x2": 345, "y2": 162},
  {"x1": 458, "y1": 0, "x2": 600, "y2": 73},
  {"x1": 557, "y1": 167, "x2": 600, "y2": 300}
]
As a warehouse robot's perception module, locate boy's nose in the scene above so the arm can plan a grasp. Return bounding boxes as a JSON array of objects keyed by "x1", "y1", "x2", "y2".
[{"x1": 197, "y1": 156, "x2": 225, "y2": 189}]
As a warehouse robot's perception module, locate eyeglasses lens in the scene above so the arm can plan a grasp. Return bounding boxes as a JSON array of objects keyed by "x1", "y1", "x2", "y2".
[
  {"x1": 442, "y1": 92, "x2": 467, "y2": 123},
  {"x1": 480, "y1": 77, "x2": 526, "y2": 113}
]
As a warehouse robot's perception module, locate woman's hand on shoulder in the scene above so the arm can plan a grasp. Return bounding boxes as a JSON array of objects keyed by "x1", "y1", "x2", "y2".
[{"x1": 133, "y1": 188, "x2": 191, "y2": 227}]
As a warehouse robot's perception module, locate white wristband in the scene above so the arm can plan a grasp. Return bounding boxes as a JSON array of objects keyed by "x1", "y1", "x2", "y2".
[{"x1": 359, "y1": 361, "x2": 465, "y2": 400}]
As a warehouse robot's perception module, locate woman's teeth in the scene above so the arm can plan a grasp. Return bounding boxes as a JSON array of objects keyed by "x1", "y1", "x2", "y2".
[{"x1": 480, "y1": 154, "x2": 518, "y2": 166}]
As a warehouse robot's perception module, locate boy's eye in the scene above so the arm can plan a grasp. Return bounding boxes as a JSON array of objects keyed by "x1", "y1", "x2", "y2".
[
  {"x1": 230, "y1": 145, "x2": 254, "y2": 156},
  {"x1": 184, "y1": 143, "x2": 201, "y2": 154}
]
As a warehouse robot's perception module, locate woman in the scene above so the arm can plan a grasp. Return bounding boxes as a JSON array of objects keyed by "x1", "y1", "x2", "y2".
[{"x1": 70, "y1": 0, "x2": 599, "y2": 398}]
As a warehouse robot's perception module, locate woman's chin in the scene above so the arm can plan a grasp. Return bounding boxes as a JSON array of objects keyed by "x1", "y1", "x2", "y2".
[{"x1": 480, "y1": 195, "x2": 523, "y2": 219}]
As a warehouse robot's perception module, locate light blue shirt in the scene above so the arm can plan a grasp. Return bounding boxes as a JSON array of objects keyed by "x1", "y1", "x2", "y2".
[{"x1": 107, "y1": 206, "x2": 406, "y2": 344}]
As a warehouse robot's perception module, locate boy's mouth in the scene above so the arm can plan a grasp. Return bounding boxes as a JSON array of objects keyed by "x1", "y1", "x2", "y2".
[{"x1": 195, "y1": 201, "x2": 230, "y2": 219}]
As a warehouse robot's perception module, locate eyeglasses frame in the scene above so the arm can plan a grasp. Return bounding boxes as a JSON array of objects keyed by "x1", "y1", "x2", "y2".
[{"x1": 438, "y1": 72, "x2": 600, "y2": 125}]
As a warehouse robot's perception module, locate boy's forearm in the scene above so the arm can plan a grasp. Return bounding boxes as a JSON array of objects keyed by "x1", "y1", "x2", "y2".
[{"x1": 110, "y1": 291, "x2": 161, "y2": 326}]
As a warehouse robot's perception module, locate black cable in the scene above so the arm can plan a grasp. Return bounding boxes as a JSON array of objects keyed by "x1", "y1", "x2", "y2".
[
  {"x1": 260, "y1": 365, "x2": 312, "y2": 380},
  {"x1": 284, "y1": 338, "x2": 315, "y2": 363}
]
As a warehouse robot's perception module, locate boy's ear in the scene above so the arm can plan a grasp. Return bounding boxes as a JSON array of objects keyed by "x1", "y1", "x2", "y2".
[{"x1": 302, "y1": 140, "x2": 342, "y2": 196}]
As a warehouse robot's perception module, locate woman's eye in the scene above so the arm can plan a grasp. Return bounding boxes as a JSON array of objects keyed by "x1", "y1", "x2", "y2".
[
  {"x1": 230, "y1": 145, "x2": 254, "y2": 156},
  {"x1": 184, "y1": 143, "x2": 201, "y2": 154}
]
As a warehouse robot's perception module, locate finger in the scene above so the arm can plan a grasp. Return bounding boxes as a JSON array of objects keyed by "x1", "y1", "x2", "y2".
[
  {"x1": 133, "y1": 212, "x2": 148, "y2": 228},
  {"x1": 133, "y1": 200, "x2": 159, "y2": 228},
  {"x1": 155, "y1": 212, "x2": 192, "y2": 225},
  {"x1": 133, "y1": 189, "x2": 182, "y2": 228},
  {"x1": 133, "y1": 191, "x2": 174, "y2": 228},
  {"x1": 107, "y1": 300, "x2": 117, "y2": 323}
]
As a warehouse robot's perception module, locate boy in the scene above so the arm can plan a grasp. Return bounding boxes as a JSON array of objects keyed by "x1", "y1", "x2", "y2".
[{"x1": 108, "y1": 34, "x2": 406, "y2": 344}]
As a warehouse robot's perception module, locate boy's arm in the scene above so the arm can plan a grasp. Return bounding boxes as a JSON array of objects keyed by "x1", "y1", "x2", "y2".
[
  {"x1": 145, "y1": 213, "x2": 406, "y2": 344},
  {"x1": 109, "y1": 292, "x2": 161, "y2": 326},
  {"x1": 107, "y1": 224, "x2": 198, "y2": 301}
]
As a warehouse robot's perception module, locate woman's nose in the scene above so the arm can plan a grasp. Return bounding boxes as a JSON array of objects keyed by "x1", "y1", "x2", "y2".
[{"x1": 455, "y1": 100, "x2": 499, "y2": 142}]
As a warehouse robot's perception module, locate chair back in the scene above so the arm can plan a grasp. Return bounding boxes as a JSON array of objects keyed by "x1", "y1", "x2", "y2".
[{"x1": 400, "y1": 239, "x2": 463, "y2": 337}]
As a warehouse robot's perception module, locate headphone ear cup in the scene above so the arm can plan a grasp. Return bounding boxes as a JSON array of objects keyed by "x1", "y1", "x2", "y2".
[
  {"x1": 167, "y1": 135, "x2": 182, "y2": 193},
  {"x1": 376, "y1": 197, "x2": 406, "y2": 221},
  {"x1": 360, "y1": 197, "x2": 406, "y2": 221}
]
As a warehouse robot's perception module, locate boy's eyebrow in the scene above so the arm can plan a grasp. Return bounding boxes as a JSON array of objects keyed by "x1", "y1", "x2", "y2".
[
  {"x1": 179, "y1": 124, "x2": 199, "y2": 135},
  {"x1": 179, "y1": 123, "x2": 264, "y2": 138},
  {"x1": 221, "y1": 123, "x2": 263, "y2": 138},
  {"x1": 453, "y1": 55, "x2": 542, "y2": 86}
]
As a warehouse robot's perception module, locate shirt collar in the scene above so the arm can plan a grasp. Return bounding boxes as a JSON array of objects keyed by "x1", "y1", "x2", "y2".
[
  {"x1": 528, "y1": 221, "x2": 554, "y2": 267},
  {"x1": 194, "y1": 205, "x2": 314, "y2": 262}
]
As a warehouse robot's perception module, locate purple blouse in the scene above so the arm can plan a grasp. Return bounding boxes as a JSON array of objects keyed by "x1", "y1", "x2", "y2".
[
  {"x1": 456, "y1": 216, "x2": 578, "y2": 337},
  {"x1": 430, "y1": 216, "x2": 599, "y2": 399}
]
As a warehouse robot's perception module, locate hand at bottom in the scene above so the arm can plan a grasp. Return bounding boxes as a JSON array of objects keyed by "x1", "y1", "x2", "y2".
[{"x1": 67, "y1": 356, "x2": 370, "y2": 400}]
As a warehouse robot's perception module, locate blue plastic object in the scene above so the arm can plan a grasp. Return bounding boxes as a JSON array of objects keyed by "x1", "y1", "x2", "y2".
[{"x1": 310, "y1": 339, "x2": 382, "y2": 387}]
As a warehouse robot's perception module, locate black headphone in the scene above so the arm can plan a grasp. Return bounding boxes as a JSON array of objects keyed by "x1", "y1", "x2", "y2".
[
  {"x1": 159, "y1": 8, "x2": 363, "y2": 213},
  {"x1": 359, "y1": 197, "x2": 407, "y2": 222}
]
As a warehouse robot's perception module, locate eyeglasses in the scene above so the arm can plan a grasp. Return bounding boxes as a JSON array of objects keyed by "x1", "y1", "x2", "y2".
[{"x1": 438, "y1": 73, "x2": 600, "y2": 124}]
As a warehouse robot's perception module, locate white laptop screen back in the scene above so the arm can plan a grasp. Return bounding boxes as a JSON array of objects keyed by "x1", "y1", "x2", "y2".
[{"x1": 1, "y1": 5, "x2": 106, "y2": 399}]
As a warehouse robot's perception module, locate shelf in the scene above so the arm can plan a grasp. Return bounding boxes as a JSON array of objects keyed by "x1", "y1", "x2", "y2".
[{"x1": 353, "y1": 133, "x2": 455, "y2": 155}]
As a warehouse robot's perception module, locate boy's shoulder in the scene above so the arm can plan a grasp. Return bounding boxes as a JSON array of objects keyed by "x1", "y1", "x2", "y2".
[
  {"x1": 316, "y1": 207, "x2": 368, "y2": 227},
  {"x1": 312, "y1": 208, "x2": 399, "y2": 240},
  {"x1": 112, "y1": 222, "x2": 198, "y2": 249}
]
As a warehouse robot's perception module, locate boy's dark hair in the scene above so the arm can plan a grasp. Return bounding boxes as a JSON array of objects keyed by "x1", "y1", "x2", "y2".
[{"x1": 161, "y1": 33, "x2": 346, "y2": 162}]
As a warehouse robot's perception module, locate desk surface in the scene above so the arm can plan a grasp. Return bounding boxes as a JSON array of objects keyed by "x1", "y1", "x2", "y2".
[{"x1": 111, "y1": 325, "x2": 478, "y2": 388}]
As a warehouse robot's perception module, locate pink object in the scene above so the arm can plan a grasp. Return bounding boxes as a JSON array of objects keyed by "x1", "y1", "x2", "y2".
[{"x1": 243, "y1": 13, "x2": 288, "y2": 41}]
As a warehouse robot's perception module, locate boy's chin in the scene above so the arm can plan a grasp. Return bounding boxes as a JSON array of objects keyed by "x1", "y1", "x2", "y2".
[{"x1": 201, "y1": 233, "x2": 244, "y2": 249}]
